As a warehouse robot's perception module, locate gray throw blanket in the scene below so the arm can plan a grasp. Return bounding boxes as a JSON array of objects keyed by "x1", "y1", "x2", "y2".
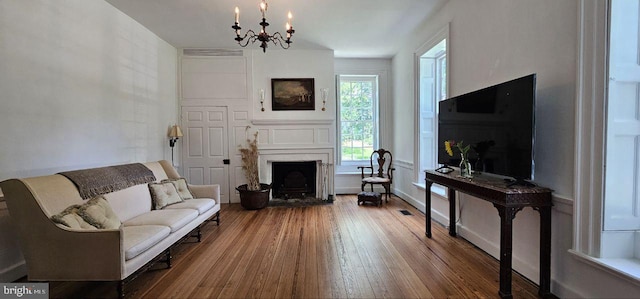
[{"x1": 59, "y1": 163, "x2": 156, "y2": 199}]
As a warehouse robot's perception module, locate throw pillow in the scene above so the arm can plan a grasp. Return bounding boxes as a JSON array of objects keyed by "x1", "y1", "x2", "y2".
[
  {"x1": 77, "y1": 196, "x2": 121, "y2": 229},
  {"x1": 162, "y1": 178, "x2": 194, "y2": 200},
  {"x1": 149, "y1": 181, "x2": 183, "y2": 209},
  {"x1": 51, "y1": 205, "x2": 98, "y2": 230}
]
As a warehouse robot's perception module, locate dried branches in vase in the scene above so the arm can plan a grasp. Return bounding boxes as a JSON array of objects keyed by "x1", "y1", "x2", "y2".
[
  {"x1": 237, "y1": 127, "x2": 271, "y2": 210},
  {"x1": 239, "y1": 130, "x2": 260, "y2": 191}
]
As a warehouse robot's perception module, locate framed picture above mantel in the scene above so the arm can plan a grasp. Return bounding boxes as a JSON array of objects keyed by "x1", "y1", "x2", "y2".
[{"x1": 271, "y1": 78, "x2": 315, "y2": 111}]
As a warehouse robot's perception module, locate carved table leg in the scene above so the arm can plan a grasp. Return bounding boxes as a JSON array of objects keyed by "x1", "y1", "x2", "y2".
[
  {"x1": 536, "y1": 205, "x2": 552, "y2": 297},
  {"x1": 448, "y1": 187, "x2": 457, "y2": 237},
  {"x1": 494, "y1": 204, "x2": 523, "y2": 299},
  {"x1": 425, "y1": 180, "x2": 433, "y2": 238}
]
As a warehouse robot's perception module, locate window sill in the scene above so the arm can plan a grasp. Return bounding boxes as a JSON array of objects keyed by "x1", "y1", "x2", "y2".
[
  {"x1": 412, "y1": 182, "x2": 447, "y2": 197},
  {"x1": 569, "y1": 250, "x2": 640, "y2": 287},
  {"x1": 336, "y1": 171, "x2": 363, "y2": 175}
]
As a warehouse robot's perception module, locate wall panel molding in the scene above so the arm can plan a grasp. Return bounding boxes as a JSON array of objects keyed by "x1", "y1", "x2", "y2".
[{"x1": 251, "y1": 119, "x2": 334, "y2": 126}]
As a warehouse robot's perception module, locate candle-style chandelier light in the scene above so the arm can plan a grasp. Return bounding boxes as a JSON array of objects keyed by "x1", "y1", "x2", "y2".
[{"x1": 232, "y1": 0, "x2": 295, "y2": 53}]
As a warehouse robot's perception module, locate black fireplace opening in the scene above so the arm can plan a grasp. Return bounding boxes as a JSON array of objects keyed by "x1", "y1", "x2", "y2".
[{"x1": 272, "y1": 161, "x2": 316, "y2": 199}]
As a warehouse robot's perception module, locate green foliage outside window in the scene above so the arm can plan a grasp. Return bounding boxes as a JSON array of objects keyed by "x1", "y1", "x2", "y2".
[{"x1": 340, "y1": 78, "x2": 376, "y2": 162}]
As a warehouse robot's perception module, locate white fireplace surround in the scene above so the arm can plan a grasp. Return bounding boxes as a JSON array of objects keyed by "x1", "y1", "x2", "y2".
[{"x1": 258, "y1": 148, "x2": 335, "y2": 199}]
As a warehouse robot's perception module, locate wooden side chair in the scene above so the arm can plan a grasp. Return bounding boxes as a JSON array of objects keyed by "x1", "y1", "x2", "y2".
[{"x1": 357, "y1": 148, "x2": 395, "y2": 202}]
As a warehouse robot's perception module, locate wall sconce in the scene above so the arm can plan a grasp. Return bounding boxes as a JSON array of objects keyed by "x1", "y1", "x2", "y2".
[
  {"x1": 169, "y1": 124, "x2": 183, "y2": 165},
  {"x1": 259, "y1": 89, "x2": 265, "y2": 111},
  {"x1": 321, "y1": 88, "x2": 328, "y2": 111}
]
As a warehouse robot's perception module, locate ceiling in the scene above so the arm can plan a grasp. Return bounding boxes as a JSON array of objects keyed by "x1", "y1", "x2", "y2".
[{"x1": 104, "y1": 0, "x2": 446, "y2": 58}]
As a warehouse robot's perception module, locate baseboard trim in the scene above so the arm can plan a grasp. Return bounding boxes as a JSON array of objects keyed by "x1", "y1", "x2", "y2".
[
  {"x1": 457, "y1": 225, "x2": 539, "y2": 284},
  {"x1": 550, "y1": 279, "x2": 584, "y2": 298},
  {"x1": 393, "y1": 188, "x2": 424, "y2": 212},
  {"x1": 393, "y1": 188, "x2": 450, "y2": 227}
]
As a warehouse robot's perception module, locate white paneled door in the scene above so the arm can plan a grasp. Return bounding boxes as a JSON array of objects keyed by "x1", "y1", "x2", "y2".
[{"x1": 182, "y1": 107, "x2": 230, "y2": 203}]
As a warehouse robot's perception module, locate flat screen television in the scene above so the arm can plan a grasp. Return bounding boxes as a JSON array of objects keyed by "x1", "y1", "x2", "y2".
[{"x1": 437, "y1": 74, "x2": 536, "y2": 183}]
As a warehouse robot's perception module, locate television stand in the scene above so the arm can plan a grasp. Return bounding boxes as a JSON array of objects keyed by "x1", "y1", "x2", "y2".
[{"x1": 424, "y1": 170, "x2": 553, "y2": 299}]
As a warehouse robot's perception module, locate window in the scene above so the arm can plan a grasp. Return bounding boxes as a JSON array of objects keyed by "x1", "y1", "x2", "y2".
[
  {"x1": 338, "y1": 75, "x2": 379, "y2": 164},
  {"x1": 415, "y1": 26, "x2": 448, "y2": 184},
  {"x1": 437, "y1": 54, "x2": 447, "y2": 101},
  {"x1": 574, "y1": 0, "x2": 640, "y2": 281},
  {"x1": 601, "y1": 0, "x2": 640, "y2": 255}
]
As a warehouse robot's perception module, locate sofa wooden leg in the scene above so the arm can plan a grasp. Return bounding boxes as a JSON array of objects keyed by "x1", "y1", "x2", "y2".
[
  {"x1": 209, "y1": 211, "x2": 220, "y2": 226},
  {"x1": 165, "y1": 248, "x2": 172, "y2": 268},
  {"x1": 118, "y1": 280, "x2": 125, "y2": 299},
  {"x1": 197, "y1": 226, "x2": 202, "y2": 242}
]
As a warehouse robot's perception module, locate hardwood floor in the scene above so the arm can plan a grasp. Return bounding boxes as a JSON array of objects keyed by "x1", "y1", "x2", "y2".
[{"x1": 50, "y1": 195, "x2": 540, "y2": 298}]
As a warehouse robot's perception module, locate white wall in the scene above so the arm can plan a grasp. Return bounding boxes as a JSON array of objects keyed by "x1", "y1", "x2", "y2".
[
  {"x1": 250, "y1": 50, "x2": 337, "y2": 197},
  {"x1": 179, "y1": 49, "x2": 336, "y2": 202},
  {"x1": 252, "y1": 50, "x2": 336, "y2": 122},
  {"x1": 0, "y1": 0, "x2": 178, "y2": 281},
  {"x1": 391, "y1": 0, "x2": 640, "y2": 297}
]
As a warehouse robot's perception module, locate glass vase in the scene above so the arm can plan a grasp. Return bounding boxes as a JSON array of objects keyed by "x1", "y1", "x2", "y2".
[{"x1": 459, "y1": 153, "x2": 472, "y2": 178}]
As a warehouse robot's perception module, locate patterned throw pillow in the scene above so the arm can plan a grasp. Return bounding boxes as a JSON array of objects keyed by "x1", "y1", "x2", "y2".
[
  {"x1": 148, "y1": 181, "x2": 183, "y2": 209},
  {"x1": 77, "y1": 196, "x2": 121, "y2": 229},
  {"x1": 162, "y1": 178, "x2": 194, "y2": 200},
  {"x1": 51, "y1": 205, "x2": 98, "y2": 230}
]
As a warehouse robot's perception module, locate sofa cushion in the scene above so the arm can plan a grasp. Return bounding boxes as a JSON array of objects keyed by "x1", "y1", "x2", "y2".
[
  {"x1": 123, "y1": 209, "x2": 198, "y2": 233},
  {"x1": 162, "y1": 178, "x2": 194, "y2": 200},
  {"x1": 77, "y1": 196, "x2": 121, "y2": 229},
  {"x1": 123, "y1": 225, "x2": 171, "y2": 260},
  {"x1": 51, "y1": 205, "x2": 98, "y2": 230},
  {"x1": 102, "y1": 184, "x2": 152, "y2": 223},
  {"x1": 163, "y1": 198, "x2": 215, "y2": 215},
  {"x1": 148, "y1": 182, "x2": 183, "y2": 210}
]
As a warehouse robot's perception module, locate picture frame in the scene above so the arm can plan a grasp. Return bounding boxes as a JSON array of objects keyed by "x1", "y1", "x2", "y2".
[{"x1": 271, "y1": 78, "x2": 315, "y2": 111}]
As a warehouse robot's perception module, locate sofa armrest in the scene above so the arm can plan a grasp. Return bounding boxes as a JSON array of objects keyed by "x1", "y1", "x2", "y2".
[
  {"x1": 1, "y1": 179, "x2": 123, "y2": 281},
  {"x1": 188, "y1": 184, "x2": 220, "y2": 202},
  {"x1": 33, "y1": 226, "x2": 123, "y2": 281}
]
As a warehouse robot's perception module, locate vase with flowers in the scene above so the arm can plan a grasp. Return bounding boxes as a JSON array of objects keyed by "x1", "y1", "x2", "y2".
[{"x1": 445, "y1": 140, "x2": 473, "y2": 178}]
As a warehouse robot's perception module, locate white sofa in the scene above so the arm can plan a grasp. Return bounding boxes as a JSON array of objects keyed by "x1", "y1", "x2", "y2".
[{"x1": 0, "y1": 160, "x2": 220, "y2": 296}]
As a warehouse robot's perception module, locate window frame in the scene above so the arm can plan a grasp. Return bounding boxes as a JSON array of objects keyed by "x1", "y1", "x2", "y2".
[
  {"x1": 414, "y1": 24, "x2": 450, "y2": 187},
  {"x1": 436, "y1": 54, "x2": 447, "y2": 101},
  {"x1": 336, "y1": 74, "x2": 380, "y2": 168},
  {"x1": 573, "y1": 0, "x2": 640, "y2": 283}
]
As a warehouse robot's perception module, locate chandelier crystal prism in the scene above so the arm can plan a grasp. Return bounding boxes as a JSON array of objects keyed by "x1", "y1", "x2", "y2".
[{"x1": 232, "y1": 0, "x2": 295, "y2": 53}]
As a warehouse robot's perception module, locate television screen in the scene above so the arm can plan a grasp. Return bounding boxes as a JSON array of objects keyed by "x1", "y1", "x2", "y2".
[{"x1": 437, "y1": 74, "x2": 536, "y2": 180}]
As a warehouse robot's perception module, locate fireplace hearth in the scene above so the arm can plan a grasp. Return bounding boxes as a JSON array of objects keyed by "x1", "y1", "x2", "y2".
[{"x1": 272, "y1": 161, "x2": 316, "y2": 199}]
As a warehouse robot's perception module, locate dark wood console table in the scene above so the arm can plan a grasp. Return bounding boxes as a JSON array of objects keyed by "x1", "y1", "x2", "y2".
[{"x1": 424, "y1": 170, "x2": 553, "y2": 299}]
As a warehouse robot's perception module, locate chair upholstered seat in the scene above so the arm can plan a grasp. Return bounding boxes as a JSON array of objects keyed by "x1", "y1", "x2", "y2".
[{"x1": 362, "y1": 177, "x2": 390, "y2": 183}]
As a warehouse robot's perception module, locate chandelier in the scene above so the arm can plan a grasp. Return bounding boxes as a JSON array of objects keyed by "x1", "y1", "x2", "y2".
[{"x1": 232, "y1": 0, "x2": 295, "y2": 52}]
